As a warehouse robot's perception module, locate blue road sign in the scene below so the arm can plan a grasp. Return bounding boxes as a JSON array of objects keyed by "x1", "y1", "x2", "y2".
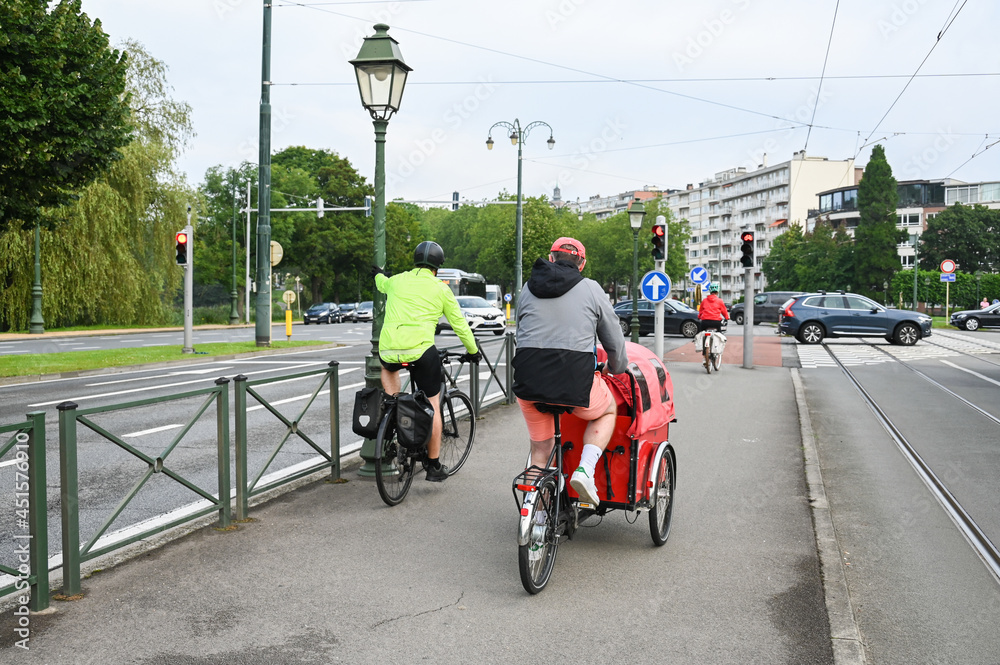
[
  {"x1": 504, "y1": 293, "x2": 512, "y2": 302},
  {"x1": 940, "y1": 273, "x2": 956, "y2": 282},
  {"x1": 689, "y1": 266, "x2": 709, "y2": 285},
  {"x1": 641, "y1": 270, "x2": 672, "y2": 303}
]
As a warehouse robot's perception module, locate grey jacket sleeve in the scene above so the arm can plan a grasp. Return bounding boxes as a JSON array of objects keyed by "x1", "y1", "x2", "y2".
[{"x1": 593, "y1": 283, "x2": 629, "y2": 374}]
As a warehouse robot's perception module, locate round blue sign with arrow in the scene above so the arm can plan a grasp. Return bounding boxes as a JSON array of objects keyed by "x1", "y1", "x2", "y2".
[
  {"x1": 689, "y1": 266, "x2": 709, "y2": 285},
  {"x1": 641, "y1": 270, "x2": 672, "y2": 303}
]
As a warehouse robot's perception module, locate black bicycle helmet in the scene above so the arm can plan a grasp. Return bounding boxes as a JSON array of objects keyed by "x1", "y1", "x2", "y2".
[{"x1": 413, "y1": 241, "x2": 445, "y2": 269}]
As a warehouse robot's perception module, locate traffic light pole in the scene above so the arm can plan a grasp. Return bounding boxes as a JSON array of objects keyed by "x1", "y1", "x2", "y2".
[
  {"x1": 654, "y1": 259, "x2": 664, "y2": 360},
  {"x1": 183, "y1": 217, "x2": 194, "y2": 354},
  {"x1": 742, "y1": 266, "x2": 753, "y2": 369}
]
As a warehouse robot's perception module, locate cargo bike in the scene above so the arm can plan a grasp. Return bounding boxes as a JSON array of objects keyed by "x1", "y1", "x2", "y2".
[{"x1": 511, "y1": 343, "x2": 677, "y2": 594}]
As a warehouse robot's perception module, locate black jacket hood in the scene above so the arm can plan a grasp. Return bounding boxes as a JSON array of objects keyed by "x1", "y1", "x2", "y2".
[{"x1": 526, "y1": 258, "x2": 584, "y2": 299}]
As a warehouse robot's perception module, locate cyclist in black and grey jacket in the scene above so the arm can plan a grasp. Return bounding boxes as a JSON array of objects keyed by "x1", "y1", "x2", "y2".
[{"x1": 512, "y1": 237, "x2": 628, "y2": 507}]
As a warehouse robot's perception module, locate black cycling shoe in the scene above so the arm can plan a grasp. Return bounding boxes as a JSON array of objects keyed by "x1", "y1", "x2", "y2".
[{"x1": 425, "y1": 464, "x2": 449, "y2": 482}]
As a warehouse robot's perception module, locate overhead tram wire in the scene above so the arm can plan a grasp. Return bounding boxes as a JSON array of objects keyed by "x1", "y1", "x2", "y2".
[
  {"x1": 947, "y1": 136, "x2": 1000, "y2": 178},
  {"x1": 803, "y1": 0, "x2": 840, "y2": 153},
  {"x1": 855, "y1": 0, "x2": 970, "y2": 159}
]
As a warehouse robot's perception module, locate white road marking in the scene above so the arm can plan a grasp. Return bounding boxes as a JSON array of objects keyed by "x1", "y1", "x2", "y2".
[
  {"x1": 939, "y1": 359, "x2": 1000, "y2": 388},
  {"x1": 123, "y1": 424, "x2": 184, "y2": 438}
]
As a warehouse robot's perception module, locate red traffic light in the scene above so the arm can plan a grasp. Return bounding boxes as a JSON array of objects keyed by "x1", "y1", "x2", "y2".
[
  {"x1": 652, "y1": 225, "x2": 665, "y2": 238},
  {"x1": 740, "y1": 231, "x2": 754, "y2": 243},
  {"x1": 175, "y1": 231, "x2": 189, "y2": 265},
  {"x1": 176, "y1": 232, "x2": 188, "y2": 245}
]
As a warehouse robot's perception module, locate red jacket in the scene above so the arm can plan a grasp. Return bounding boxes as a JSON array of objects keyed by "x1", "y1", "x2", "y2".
[{"x1": 698, "y1": 294, "x2": 729, "y2": 321}]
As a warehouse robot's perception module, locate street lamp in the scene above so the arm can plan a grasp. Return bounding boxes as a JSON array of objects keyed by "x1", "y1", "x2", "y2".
[
  {"x1": 350, "y1": 23, "x2": 410, "y2": 476},
  {"x1": 29, "y1": 222, "x2": 44, "y2": 334},
  {"x1": 976, "y1": 270, "x2": 983, "y2": 304},
  {"x1": 910, "y1": 232, "x2": 919, "y2": 311},
  {"x1": 486, "y1": 118, "x2": 555, "y2": 308},
  {"x1": 628, "y1": 198, "x2": 646, "y2": 343},
  {"x1": 229, "y1": 173, "x2": 240, "y2": 325}
]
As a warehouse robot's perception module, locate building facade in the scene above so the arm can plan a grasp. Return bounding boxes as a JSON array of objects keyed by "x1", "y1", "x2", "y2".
[{"x1": 666, "y1": 151, "x2": 855, "y2": 303}]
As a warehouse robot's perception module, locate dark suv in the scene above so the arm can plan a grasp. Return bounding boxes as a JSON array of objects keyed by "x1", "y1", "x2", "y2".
[
  {"x1": 303, "y1": 303, "x2": 339, "y2": 325},
  {"x1": 729, "y1": 291, "x2": 804, "y2": 325},
  {"x1": 778, "y1": 291, "x2": 932, "y2": 345}
]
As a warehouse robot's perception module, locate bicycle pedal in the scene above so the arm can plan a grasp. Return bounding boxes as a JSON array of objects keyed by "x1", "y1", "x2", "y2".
[{"x1": 576, "y1": 501, "x2": 597, "y2": 510}]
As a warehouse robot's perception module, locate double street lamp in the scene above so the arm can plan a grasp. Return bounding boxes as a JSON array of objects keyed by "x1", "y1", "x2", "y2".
[
  {"x1": 350, "y1": 23, "x2": 411, "y2": 475},
  {"x1": 628, "y1": 198, "x2": 646, "y2": 343},
  {"x1": 486, "y1": 119, "x2": 555, "y2": 306}
]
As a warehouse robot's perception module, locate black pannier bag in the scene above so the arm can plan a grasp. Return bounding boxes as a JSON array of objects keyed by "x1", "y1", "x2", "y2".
[
  {"x1": 395, "y1": 391, "x2": 435, "y2": 449},
  {"x1": 352, "y1": 387, "x2": 384, "y2": 438}
]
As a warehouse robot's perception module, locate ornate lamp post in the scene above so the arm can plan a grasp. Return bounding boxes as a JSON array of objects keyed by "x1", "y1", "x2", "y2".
[
  {"x1": 29, "y1": 223, "x2": 44, "y2": 334},
  {"x1": 627, "y1": 198, "x2": 646, "y2": 343},
  {"x1": 975, "y1": 270, "x2": 983, "y2": 304},
  {"x1": 350, "y1": 23, "x2": 411, "y2": 475},
  {"x1": 229, "y1": 174, "x2": 241, "y2": 325},
  {"x1": 486, "y1": 119, "x2": 555, "y2": 307}
]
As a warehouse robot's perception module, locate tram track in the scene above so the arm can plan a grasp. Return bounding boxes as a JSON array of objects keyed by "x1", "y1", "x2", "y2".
[{"x1": 822, "y1": 343, "x2": 1000, "y2": 583}]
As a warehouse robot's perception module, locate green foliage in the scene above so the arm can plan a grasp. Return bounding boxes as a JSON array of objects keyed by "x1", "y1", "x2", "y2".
[
  {"x1": 0, "y1": 41, "x2": 193, "y2": 331},
  {"x1": 854, "y1": 145, "x2": 905, "y2": 300},
  {"x1": 891, "y1": 269, "x2": 1000, "y2": 310},
  {"x1": 918, "y1": 203, "x2": 1000, "y2": 273},
  {"x1": 761, "y1": 220, "x2": 853, "y2": 292},
  {"x1": 0, "y1": 0, "x2": 133, "y2": 231}
]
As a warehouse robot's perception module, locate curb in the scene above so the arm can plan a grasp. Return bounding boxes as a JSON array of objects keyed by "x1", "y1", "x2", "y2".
[{"x1": 792, "y1": 367, "x2": 868, "y2": 665}]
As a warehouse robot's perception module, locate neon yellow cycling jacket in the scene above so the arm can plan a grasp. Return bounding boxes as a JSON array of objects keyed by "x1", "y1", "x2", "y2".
[{"x1": 375, "y1": 268, "x2": 478, "y2": 363}]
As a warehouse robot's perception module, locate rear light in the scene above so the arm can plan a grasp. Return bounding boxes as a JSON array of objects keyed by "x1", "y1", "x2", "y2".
[
  {"x1": 782, "y1": 303, "x2": 795, "y2": 318},
  {"x1": 516, "y1": 484, "x2": 537, "y2": 492}
]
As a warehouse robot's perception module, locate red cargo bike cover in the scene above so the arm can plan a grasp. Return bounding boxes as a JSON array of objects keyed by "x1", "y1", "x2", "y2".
[{"x1": 596, "y1": 341, "x2": 675, "y2": 438}]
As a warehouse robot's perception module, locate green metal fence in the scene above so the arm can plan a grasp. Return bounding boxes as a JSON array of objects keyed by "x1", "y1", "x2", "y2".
[
  {"x1": 234, "y1": 361, "x2": 340, "y2": 520},
  {"x1": 0, "y1": 412, "x2": 48, "y2": 611},
  {"x1": 57, "y1": 378, "x2": 232, "y2": 596}
]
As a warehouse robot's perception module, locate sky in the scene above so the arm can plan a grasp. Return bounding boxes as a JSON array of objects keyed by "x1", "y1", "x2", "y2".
[{"x1": 79, "y1": 0, "x2": 1000, "y2": 208}]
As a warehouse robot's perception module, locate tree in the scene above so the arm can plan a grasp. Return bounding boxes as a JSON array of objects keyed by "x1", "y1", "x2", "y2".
[
  {"x1": 919, "y1": 203, "x2": 999, "y2": 273},
  {"x1": 762, "y1": 224, "x2": 804, "y2": 290},
  {"x1": 854, "y1": 145, "x2": 905, "y2": 299},
  {"x1": 0, "y1": 0, "x2": 133, "y2": 231}
]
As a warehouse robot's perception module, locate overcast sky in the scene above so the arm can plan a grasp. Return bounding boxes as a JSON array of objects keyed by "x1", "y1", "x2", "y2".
[{"x1": 80, "y1": 0, "x2": 999, "y2": 207}]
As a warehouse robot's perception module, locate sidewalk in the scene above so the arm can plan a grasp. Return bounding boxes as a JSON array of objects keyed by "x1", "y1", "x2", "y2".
[{"x1": 0, "y1": 353, "x2": 843, "y2": 664}]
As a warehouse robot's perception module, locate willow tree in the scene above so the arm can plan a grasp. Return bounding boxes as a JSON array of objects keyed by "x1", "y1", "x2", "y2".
[{"x1": 0, "y1": 40, "x2": 193, "y2": 330}]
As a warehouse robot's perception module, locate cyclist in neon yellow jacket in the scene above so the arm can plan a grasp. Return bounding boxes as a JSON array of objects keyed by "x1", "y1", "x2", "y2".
[{"x1": 373, "y1": 241, "x2": 481, "y2": 481}]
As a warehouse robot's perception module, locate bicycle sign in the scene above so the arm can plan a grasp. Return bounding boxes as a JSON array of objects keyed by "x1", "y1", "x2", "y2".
[{"x1": 641, "y1": 270, "x2": 672, "y2": 303}]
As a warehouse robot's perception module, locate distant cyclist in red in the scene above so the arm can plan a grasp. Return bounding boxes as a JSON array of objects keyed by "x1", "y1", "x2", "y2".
[{"x1": 697, "y1": 286, "x2": 729, "y2": 367}]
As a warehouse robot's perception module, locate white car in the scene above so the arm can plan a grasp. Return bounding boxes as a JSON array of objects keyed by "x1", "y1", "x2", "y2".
[{"x1": 437, "y1": 296, "x2": 506, "y2": 335}]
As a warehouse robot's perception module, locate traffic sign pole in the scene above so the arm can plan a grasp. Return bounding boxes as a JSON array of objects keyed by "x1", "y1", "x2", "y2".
[
  {"x1": 743, "y1": 265, "x2": 754, "y2": 369},
  {"x1": 654, "y1": 259, "x2": 664, "y2": 359}
]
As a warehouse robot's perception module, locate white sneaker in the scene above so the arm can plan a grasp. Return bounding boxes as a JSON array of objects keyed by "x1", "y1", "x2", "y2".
[{"x1": 570, "y1": 467, "x2": 600, "y2": 506}]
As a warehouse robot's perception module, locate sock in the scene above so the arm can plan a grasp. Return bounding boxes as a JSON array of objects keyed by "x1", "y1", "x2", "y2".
[
  {"x1": 427, "y1": 457, "x2": 441, "y2": 470},
  {"x1": 578, "y1": 444, "x2": 602, "y2": 478}
]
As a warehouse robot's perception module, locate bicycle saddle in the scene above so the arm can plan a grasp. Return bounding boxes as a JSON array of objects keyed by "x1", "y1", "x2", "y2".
[{"x1": 533, "y1": 403, "x2": 574, "y2": 415}]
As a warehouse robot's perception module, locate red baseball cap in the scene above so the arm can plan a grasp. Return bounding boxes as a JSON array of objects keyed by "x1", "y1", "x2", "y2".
[{"x1": 550, "y1": 237, "x2": 586, "y2": 259}]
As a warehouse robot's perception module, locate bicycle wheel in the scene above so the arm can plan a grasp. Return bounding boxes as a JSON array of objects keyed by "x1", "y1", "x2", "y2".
[
  {"x1": 440, "y1": 391, "x2": 476, "y2": 476},
  {"x1": 648, "y1": 445, "x2": 675, "y2": 546},
  {"x1": 704, "y1": 347, "x2": 712, "y2": 374},
  {"x1": 518, "y1": 476, "x2": 559, "y2": 594},
  {"x1": 375, "y1": 410, "x2": 415, "y2": 506},
  {"x1": 711, "y1": 347, "x2": 722, "y2": 371}
]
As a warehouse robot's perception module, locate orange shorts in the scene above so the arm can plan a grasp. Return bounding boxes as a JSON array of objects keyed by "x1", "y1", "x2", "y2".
[{"x1": 517, "y1": 373, "x2": 614, "y2": 441}]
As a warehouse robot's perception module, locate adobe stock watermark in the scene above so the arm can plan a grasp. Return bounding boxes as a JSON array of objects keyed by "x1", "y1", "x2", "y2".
[
  {"x1": 544, "y1": 0, "x2": 590, "y2": 30},
  {"x1": 10, "y1": 431, "x2": 32, "y2": 650},
  {"x1": 385, "y1": 77, "x2": 499, "y2": 190},
  {"x1": 877, "y1": 0, "x2": 932, "y2": 39},
  {"x1": 213, "y1": 0, "x2": 248, "y2": 20},
  {"x1": 672, "y1": 0, "x2": 752, "y2": 73},
  {"x1": 542, "y1": 117, "x2": 627, "y2": 190},
  {"x1": 898, "y1": 128, "x2": 957, "y2": 179}
]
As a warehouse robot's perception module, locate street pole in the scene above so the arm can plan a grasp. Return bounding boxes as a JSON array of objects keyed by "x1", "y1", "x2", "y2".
[
  {"x1": 29, "y1": 222, "x2": 44, "y2": 334},
  {"x1": 654, "y1": 215, "x2": 666, "y2": 360},
  {"x1": 182, "y1": 209, "x2": 194, "y2": 354},
  {"x1": 911, "y1": 233, "x2": 919, "y2": 311},
  {"x1": 742, "y1": 266, "x2": 754, "y2": 369},
  {"x1": 254, "y1": 0, "x2": 273, "y2": 347},
  {"x1": 631, "y1": 228, "x2": 640, "y2": 344},
  {"x1": 229, "y1": 175, "x2": 240, "y2": 325},
  {"x1": 246, "y1": 181, "x2": 251, "y2": 324}
]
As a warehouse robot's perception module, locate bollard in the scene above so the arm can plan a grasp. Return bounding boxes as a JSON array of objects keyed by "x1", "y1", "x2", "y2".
[
  {"x1": 328, "y1": 361, "x2": 341, "y2": 481},
  {"x1": 285, "y1": 309, "x2": 292, "y2": 340},
  {"x1": 214, "y1": 378, "x2": 232, "y2": 528},
  {"x1": 27, "y1": 411, "x2": 49, "y2": 611},
  {"x1": 504, "y1": 333, "x2": 515, "y2": 405},
  {"x1": 57, "y1": 401, "x2": 81, "y2": 597}
]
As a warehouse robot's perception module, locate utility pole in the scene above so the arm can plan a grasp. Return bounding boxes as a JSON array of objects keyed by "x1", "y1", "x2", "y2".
[
  {"x1": 255, "y1": 0, "x2": 273, "y2": 346},
  {"x1": 183, "y1": 207, "x2": 194, "y2": 354}
]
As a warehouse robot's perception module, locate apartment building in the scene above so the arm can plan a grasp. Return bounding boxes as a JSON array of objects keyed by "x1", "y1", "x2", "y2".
[
  {"x1": 565, "y1": 186, "x2": 663, "y2": 219},
  {"x1": 666, "y1": 151, "x2": 855, "y2": 303}
]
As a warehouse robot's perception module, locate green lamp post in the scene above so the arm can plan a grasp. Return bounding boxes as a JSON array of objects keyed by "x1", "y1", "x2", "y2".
[
  {"x1": 29, "y1": 222, "x2": 44, "y2": 334},
  {"x1": 229, "y1": 174, "x2": 241, "y2": 325},
  {"x1": 627, "y1": 198, "x2": 646, "y2": 344},
  {"x1": 975, "y1": 270, "x2": 983, "y2": 304},
  {"x1": 486, "y1": 119, "x2": 555, "y2": 308},
  {"x1": 350, "y1": 23, "x2": 411, "y2": 476}
]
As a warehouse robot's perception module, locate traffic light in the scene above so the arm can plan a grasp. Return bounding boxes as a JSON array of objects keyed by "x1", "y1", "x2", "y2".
[
  {"x1": 651, "y1": 219, "x2": 666, "y2": 260},
  {"x1": 739, "y1": 230, "x2": 755, "y2": 268},
  {"x1": 175, "y1": 231, "x2": 189, "y2": 265}
]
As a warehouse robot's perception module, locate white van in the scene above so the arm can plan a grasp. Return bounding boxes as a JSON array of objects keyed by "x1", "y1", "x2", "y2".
[{"x1": 485, "y1": 284, "x2": 501, "y2": 308}]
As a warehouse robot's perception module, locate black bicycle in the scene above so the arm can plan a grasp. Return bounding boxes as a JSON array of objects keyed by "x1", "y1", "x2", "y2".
[{"x1": 374, "y1": 349, "x2": 478, "y2": 506}]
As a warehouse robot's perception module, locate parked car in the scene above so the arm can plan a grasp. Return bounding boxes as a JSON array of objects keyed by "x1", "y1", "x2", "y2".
[
  {"x1": 778, "y1": 291, "x2": 932, "y2": 345},
  {"x1": 436, "y1": 296, "x2": 506, "y2": 335},
  {"x1": 950, "y1": 302, "x2": 1000, "y2": 331},
  {"x1": 338, "y1": 302, "x2": 359, "y2": 323},
  {"x1": 729, "y1": 291, "x2": 805, "y2": 325},
  {"x1": 355, "y1": 301, "x2": 374, "y2": 322},
  {"x1": 613, "y1": 298, "x2": 700, "y2": 338},
  {"x1": 303, "y1": 302, "x2": 340, "y2": 325}
]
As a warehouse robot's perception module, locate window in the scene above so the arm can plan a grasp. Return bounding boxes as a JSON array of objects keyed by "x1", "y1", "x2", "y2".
[
  {"x1": 844, "y1": 295, "x2": 877, "y2": 310},
  {"x1": 842, "y1": 189, "x2": 857, "y2": 210},
  {"x1": 897, "y1": 213, "x2": 920, "y2": 227},
  {"x1": 900, "y1": 254, "x2": 914, "y2": 267}
]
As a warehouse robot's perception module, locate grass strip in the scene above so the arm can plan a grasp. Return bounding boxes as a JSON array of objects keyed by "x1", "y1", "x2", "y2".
[{"x1": 0, "y1": 341, "x2": 329, "y2": 378}]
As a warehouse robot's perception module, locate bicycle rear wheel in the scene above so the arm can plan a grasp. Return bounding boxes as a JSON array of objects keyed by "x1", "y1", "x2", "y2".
[
  {"x1": 375, "y1": 412, "x2": 415, "y2": 506},
  {"x1": 711, "y1": 348, "x2": 722, "y2": 371},
  {"x1": 440, "y1": 391, "x2": 476, "y2": 476},
  {"x1": 518, "y1": 476, "x2": 559, "y2": 594}
]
